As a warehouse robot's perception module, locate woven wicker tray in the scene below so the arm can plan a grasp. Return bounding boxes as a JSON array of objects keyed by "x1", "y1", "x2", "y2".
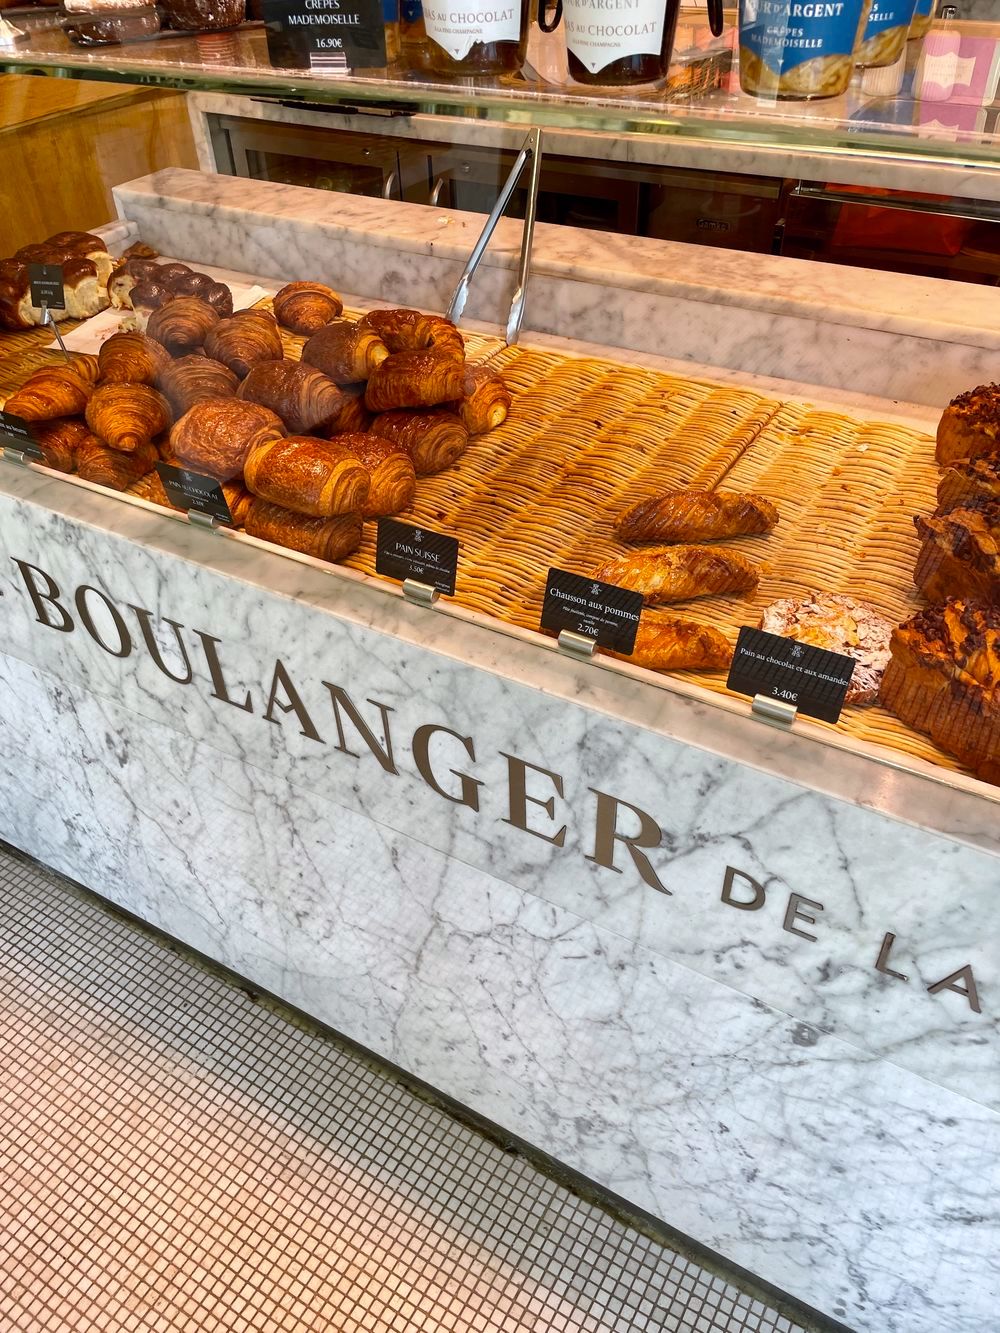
[{"x1": 0, "y1": 311, "x2": 954, "y2": 777}]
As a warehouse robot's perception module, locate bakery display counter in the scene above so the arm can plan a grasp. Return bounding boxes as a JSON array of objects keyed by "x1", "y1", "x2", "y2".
[{"x1": 1, "y1": 174, "x2": 999, "y2": 1333}]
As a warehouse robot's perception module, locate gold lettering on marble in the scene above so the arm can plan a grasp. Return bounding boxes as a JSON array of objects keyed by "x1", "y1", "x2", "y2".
[
  {"x1": 928, "y1": 965, "x2": 982, "y2": 1014},
  {"x1": 782, "y1": 893, "x2": 823, "y2": 942},
  {"x1": 265, "y1": 659, "x2": 323, "y2": 742},
  {"x1": 323, "y1": 684, "x2": 398, "y2": 775},
  {"x1": 13, "y1": 558, "x2": 73, "y2": 633},
  {"x1": 874, "y1": 931, "x2": 908, "y2": 982},
  {"x1": 412, "y1": 723, "x2": 482, "y2": 810},
  {"x1": 194, "y1": 630, "x2": 254, "y2": 713},
  {"x1": 74, "y1": 585, "x2": 133, "y2": 659},
  {"x1": 500, "y1": 752, "x2": 567, "y2": 847},
  {"x1": 586, "y1": 788, "x2": 670, "y2": 894},
  {"x1": 129, "y1": 606, "x2": 195, "y2": 686},
  {"x1": 721, "y1": 865, "x2": 766, "y2": 910}
]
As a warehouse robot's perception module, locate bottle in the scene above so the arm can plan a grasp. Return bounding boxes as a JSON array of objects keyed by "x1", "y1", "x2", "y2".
[{"x1": 917, "y1": 3, "x2": 959, "y2": 100}]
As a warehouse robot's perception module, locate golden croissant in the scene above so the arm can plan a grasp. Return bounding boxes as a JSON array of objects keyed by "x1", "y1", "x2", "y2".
[
  {"x1": 243, "y1": 499, "x2": 363, "y2": 564},
  {"x1": 301, "y1": 320, "x2": 389, "y2": 384},
  {"x1": 98, "y1": 332, "x2": 170, "y2": 386},
  {"x1": 157, "y1": 355, "x2": 239, "y2": 416},
  {"x1": 244, "y1": 434, "x2": 371, "y2": 518},
  {"x1": 368, "y1": 408, "x2": 469, "y2": 475},
  {"x1": 365, "y1": 352, "x2": 467, "y2": 413},
  {"x1": 457, "y1": 365, "x2": 510, "y2": 434},
  {"x1": 616, "y1": 490, "x2": 779, "y2": 543},
  {"x1": 146, "y1": 296, "x2": 221, "y2": 355},
  {"x1": 358, "y1": 308, "x2": 465, "y2": 361},
  {"x1": 76, "y1": 437, "x2": 159, "y2": 491},
  {"x1": 237, "y1": 359, "x2": 344, "y2": 435},
  {"x1": 4, "y1": 356, "x2": 99, "y2": 421},
  {"x1": 169, "y1": 397, "x2": 286, "y2": 481},
  {"x1": 336, "y1": 433, "x2": 416, "y2": 518},
  {"x1": 204, "y1": 310, "x2": 283, "y2": 379},
  {"x1": 85, "y1": 383, "x2": 172, "y2": 454},
  {"x1": 273, "y1": 281, "x2": 344, "y2": 336},
  {"x1": 595, "y1": 546, "x2": 760, "y2": 604},
  {"x1": 32, "y1": 418, "x2": 95, "y2": 474}
]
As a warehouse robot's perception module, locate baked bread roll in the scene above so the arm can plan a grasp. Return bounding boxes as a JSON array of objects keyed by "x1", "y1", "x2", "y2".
[
  {"x1": 336, "y1": 433, "x2": 416, "y2": 518},
  {"x1": 76, "y1": 437, "x2": 158, "y2": 491},
  {"x1": 85, "y1": 383, "x2": 172, "y2": 454},
  {"x1": 273, "y1": 281, "x2": 344, "y2": 335},
  {"x1": 365, "y1": 352, "x2": 467, "y2": 413},
  {"x1": 97, "y1": 331, "x2": 170, "y2": 386},
  {"x1": 759, "y1": 592, "x2": 892, "y2": 706},
  {"x1": 616, "y1": 490, "x2": 779, "y2": 544},
  {"x1": 157, "y1": 355, "x2": 238, "y2": 415},
  {"x1": 108, "y1": 256, "x2": 161, "y2": 310},
  {"x1": 937, "y1": 454, "x2": 1000, "y2": 513},
  {"x1": 358, "y1": 308, "x2": 465, "y2": 361},
  {"x1": 457, "y1": 365, "x2": 510, "y2": 434},
  {"x1": 368, "y1": 408, "x2": 468, "y2": 475},
  {"x1": 244, "y1": 435, "x2": 370, "y2": 517},
  {"x1": 880, "y1": 599, "x2": 1000, "y2": 784},
  {"x1": 937, "y1": 384, "x2": 1000, "y2": 465},
  {"x1": 302, "y1": 320, "x2": 389, "y2": 384},
  {"x1": 204, "y1": 310, "x2": 283, "y2": 379},
  {"x1": 243, "y1": 499, "x2": 363, "y2": 564},
  {"x1": 609, "y1": 619, "x2": 732, "y2": 671},
  {"x1": 595, "y1": 546, "x2": 760, "y2": 604},
  {"x1": 169, "y1": 398, "x2": 285, "y2": 481},
  {"x1": 146, "y1": 296, "x2": 221, "y2": 355},
  {"x1": 32, "y1": 418, "x2": 95, "y2": 473},
  {"x1": 4, "y1": 356, "x2": 99, "y2": 421},
  {"x1": 913, "y1": 504, "x2": 1000, "y2": 604},
  {"x1": 111, "y1": 258, "x2": 233, "y2": 317},
  {"x1": 237, "y1": 360, "x2": 344, "y2": 435}
]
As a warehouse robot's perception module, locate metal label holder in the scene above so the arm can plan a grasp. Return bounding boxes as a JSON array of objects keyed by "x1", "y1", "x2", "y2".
[
  {"x1": 402, "y1": 578, "x2": 441, "y2": 607},
  {"x1": 1, "y1": 447, "x2": 28, "y2": 467},
  {"x1": 751, "y1": 694, "x2": 798, "y2": 728},
  {"x1": 557, "y1": 629, "x2": 597, "y2": 660},
  {"x1": 186, "y1": 509, "x2": 224, "y2": 531}
]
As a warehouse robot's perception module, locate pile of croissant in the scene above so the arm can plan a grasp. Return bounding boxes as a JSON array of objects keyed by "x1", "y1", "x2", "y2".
[{"x1": 1, "y1": 278, "x2": 511, "y2": 567}]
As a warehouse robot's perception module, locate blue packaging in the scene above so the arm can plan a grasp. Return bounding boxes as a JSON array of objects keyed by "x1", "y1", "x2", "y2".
[{"x1": 739, "y1": 0, "x2": 870, "y2": 95}]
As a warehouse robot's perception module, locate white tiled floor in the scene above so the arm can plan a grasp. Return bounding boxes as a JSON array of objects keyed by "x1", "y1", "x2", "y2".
[{"x1": 0, "y1": 843, "x2": 819, "y2": 1333}]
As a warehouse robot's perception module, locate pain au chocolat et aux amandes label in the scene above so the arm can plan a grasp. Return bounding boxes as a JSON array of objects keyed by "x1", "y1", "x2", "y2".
[{"x1": 727, "y1": 625, "x2": 855, "y2": 724}]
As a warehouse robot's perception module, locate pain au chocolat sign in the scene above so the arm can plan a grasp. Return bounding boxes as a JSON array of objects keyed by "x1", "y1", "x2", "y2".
[{"x1": 8, "y1": 556, "x2": 985, "y2": 1018}]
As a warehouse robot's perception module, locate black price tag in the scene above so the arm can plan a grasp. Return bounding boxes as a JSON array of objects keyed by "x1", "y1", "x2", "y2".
[
  {"x1": 262, "y1": 0, "x2": 387, "y2": 72},
  {"x1": 727, "y1": 626, "x2": 856, "y2": 724},
  {"x1": 155, "y1": 463, "x2": 233, "y2": 525},
  {"x1": 28, "y1": 264, "x2": 66, "y2": 311},
  {"x1": 541, "y1": 568, "x2": 642, "y2": 654},
  {"x1": 376, "y1": 519, "x2": 458, "y2": 595},
  {"x1": 0, "y1": 411, "x2": 43, "y2": 460}
]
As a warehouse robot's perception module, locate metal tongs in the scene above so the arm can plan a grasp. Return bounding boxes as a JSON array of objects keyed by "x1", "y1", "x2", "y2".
[{"x1": 446, "y1": 127, "x2": 543, "y2": 350}]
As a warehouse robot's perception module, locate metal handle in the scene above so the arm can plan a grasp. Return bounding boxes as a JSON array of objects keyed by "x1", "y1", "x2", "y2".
[
  {"x1": 429, "y1": 175, "x2": 445, "y2": 207},
  {"x1": 382, "y1": 170, "x2": 399, "y2": 201}
]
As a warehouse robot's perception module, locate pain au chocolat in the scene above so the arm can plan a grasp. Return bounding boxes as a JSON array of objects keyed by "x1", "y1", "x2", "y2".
[
  {"x1": 243, "y1": 435, "x2": 371, "y2": 518},
  {"x1": 169, "y1": 398, "x2": 285, "y2": 481},
  {"x1": 242, "y1": 500, "x2": 363, "y2": 564},
  {"x1": 335, "y1": 433, "x2": 416, "y2": 519},
  {"x1": 237, "y1": 360, "x2": 344, "y2": 436}
]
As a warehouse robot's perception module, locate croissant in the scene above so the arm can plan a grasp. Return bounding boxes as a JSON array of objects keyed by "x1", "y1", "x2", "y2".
[
  {"x1": 243, "y1": 499, "x2": 363, "y2": 564},
  {"x1": 358, "y1": 308, "x2": 465, "y2": 361},
  {"x1": 98, "y1": 332, "x2": 171, "y2": 386},
  {"x1": 157, "y1": 355, "x2": 238, "y2": 415},
  {"x1": 4, "y1": 357, "x2": 99, "y2": 421},
  {"x1": 457, "y1": 365, "x2": 510, "y2": 434},
  {"x1": 244, "y1": 435, "x2": 370, "y2": 518},
  {"x1": 76, "y1": 437, "x2": 158, "y2": 491},
  {"x1": 326, "y1": 383, "x2": 372, "y2": 435},
  {"x1": 32, "y1": 418, "x2": 95, "y2": 473},
  {"x1": 273, "y1": 281, "x2": 344, "y2": 336},
  {"x1": 237, "y1": 360, "x2": 344, "y2": 435},
  {"x1": 595, "y1": 547, "x2": 760, "y2": 605},
  {"x1": 301, "y1": 320, "x2": 390, "y2": 385},
  {"x1": 608, "y1": 619, "x2": 732, "y2": 671},
  {"x1": 336, "y1": 433, "x2": 416, "y2": 518},
  {"x1": 616, "y1": 490, "x2": 780, "y2": 544},
  {"x1": 85, "y1": 383, "x2": 172, "y2": 454},
  {"x1": 204, "y1": 310, "x2": 284, "y2": 379},
  {"x1": 169, "y1": 398, "x2": 286, "y2": 481},
  {"x1": 146, "y1": 296, "x2": 221, "y2": 355},
  {"x1": 365, "y1": 352, "x2": 467, "y2": 413},
  {"x1": 369, "y1": 408, "x2": 468, "y2": 475}
]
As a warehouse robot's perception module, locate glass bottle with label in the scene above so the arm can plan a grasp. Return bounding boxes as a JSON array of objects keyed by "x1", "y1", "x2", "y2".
[
  {"x1": 538, "y1": 0, "x2": 723, "y2": 87},
  {"x1": 418, "y1": 0, "x2": 531, "y2": 75}
]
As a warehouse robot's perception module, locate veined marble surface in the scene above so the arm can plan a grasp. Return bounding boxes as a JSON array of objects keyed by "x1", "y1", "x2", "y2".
[
  {"x1": 0, "y1": 644, "x2": 997, "y2": 1333},
  {"x1": 114, "y1": 169, "x2": 1000, "y2": 405}
]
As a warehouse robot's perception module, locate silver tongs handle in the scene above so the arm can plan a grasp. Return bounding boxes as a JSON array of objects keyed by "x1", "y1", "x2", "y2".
[{"x1": 446, "y1": 127, "x2": 542, "y2": 348}]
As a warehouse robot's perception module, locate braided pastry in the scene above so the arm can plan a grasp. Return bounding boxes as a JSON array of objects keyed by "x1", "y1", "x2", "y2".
[
  {"x1": 204, "y1": 310, "x2": 283, "y2": 379},
  {"x1": 146, "y1": 296, "x2": 221, "y2": 355},
  {"x1": 169, "y1": 397, "x2": 286, "y2": 481},
  {"x1": 368, "y1": 408, "x2": 468, "y2": 475},
  {"x1": 157, "y1": 355, "x2": 238, "y2": 415},
  {"x1": 98, "y1": 332, "x2": 170, "y2": 386},
  {"x1": 244, "y1": 435, "x2": 371, "y2": 518},
  {"x1": 365, "y1": 352, "x2": 467, "y2": 413},
  {"x1": 301, "y1": 320, "x2": 389, "y2": 385},
  {"x1": 273, "y1": 282, "x2": 344, "y2": 336},
  {"x1": 237, "y1": 360, "x2": 344, "y2": 436},
  {"x1": 85, "y1": 383, "x2": 172, "y2": 454}
]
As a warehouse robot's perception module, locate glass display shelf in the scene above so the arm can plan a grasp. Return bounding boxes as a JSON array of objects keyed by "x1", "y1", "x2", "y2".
[{"x1": 3, "y1": 6, "x2": 1000, "y2": 170}]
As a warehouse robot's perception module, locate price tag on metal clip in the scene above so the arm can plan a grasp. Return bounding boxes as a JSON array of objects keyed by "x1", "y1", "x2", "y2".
[{"x1": 727, "y1": 626, "x2": 856, "y2": 725}]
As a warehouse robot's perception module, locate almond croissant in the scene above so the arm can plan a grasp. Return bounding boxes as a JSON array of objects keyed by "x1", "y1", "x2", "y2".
[
  {"x1": 272, "y1": 281, "x2": 343, "y2": 336},
  {"x1": 243, "y1": 435, "x2": 371, "y2": 518},
  {"x1": 237, "y1": 360, "x2": 344, "y2": 436},
  {"x1": 365, "y1": 352, "x2": 467, "y2": 413},
  {"x1": 457, "y1": 365, "x2": 510, "y2": 434},
  {"x1": 85, "y1": 383, "x2": 172, "y2": 454},
  {"x1": 170, "y1": 397, "x2": 286, "y2": 481},
  {"x1": 616, "y1": 490, "x2": 779, "y2": 544},
  {"x1": 157, "y1": 355, "x2": 239, "y2": 415},
  {"x1": 204, "y1": 310, "x2": 283, "y2": 379},
  {"x1": 595, "y1": 546, "x2": 760, "y2": 604},
  {"x1": 4, "y1": 356, "x2": 99, "y2": 421},
  {"x1": 301, "y1": 320, "x2": 389, "y2": 384},
  {"x1": 336, "y1": 433, "x2": 416, "y2": 518},
  {"x1": 243, "y1": 499, "x2": 363, "y2": 565},
  {"x1": 97, "y1": 332, "x2": 170, "y2": 386},
  {"x1": 368, "y1": 408, "x2": 468, "y2": 475},
  {"x1": 146, "y1": 296, "x2": 221, "y2": 355}
]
